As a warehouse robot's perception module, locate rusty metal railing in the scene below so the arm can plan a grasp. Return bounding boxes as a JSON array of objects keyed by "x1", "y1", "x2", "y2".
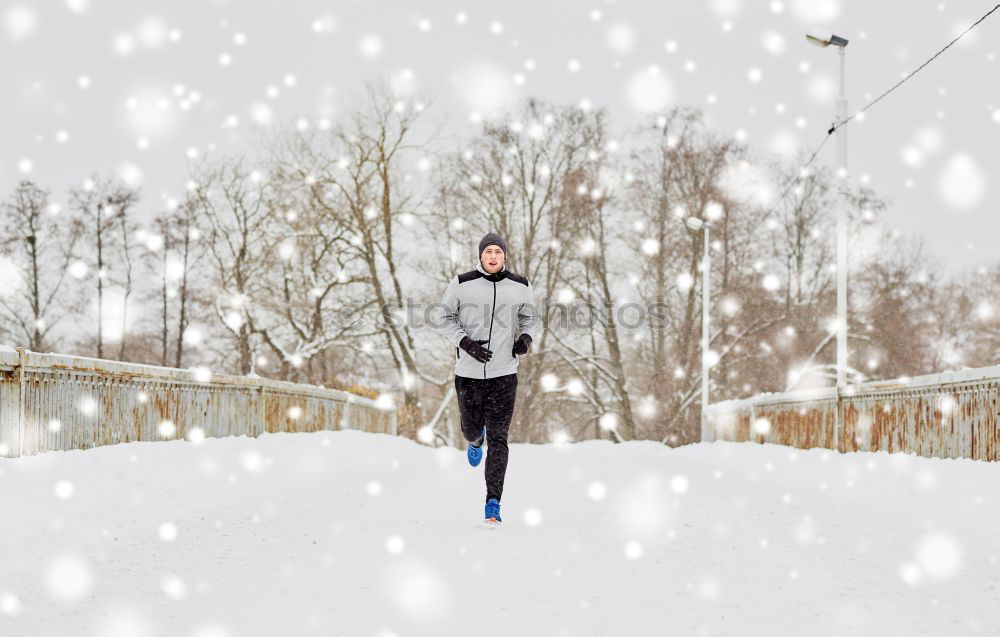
[
  {"x1": 703, "y1": 364, "x2": 1000, "y2": 461},
  {"x1": 0, "y1": 348, "x2": 397, "y2": 458}
]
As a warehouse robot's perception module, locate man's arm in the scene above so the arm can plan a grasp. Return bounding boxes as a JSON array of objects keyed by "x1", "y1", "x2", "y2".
[
  {"x1": 439, "y1": 276, "x2": 469, "y2": 346},
  {"x1": 517, "y1": 281, "x2": 539, "y2": 341}
]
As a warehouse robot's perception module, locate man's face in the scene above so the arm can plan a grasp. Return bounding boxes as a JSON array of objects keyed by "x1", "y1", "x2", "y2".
[{"x1": 481, "y1": 245, "x2": 505, "y2": 273}]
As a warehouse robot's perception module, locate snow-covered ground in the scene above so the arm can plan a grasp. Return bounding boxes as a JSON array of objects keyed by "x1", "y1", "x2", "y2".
[{"x1": 1, "y1": 430, "x2": 997, "y2": 636}]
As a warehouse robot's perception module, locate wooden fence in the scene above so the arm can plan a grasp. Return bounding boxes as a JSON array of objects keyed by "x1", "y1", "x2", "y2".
[
  {"x1": 0, "y1": 348, "x2": 396, "y2": 458},
  {"x1": 704, "y1": 364, "x2": 999, "y2": 460}
]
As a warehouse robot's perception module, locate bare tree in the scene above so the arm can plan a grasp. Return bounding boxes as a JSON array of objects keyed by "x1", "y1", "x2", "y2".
[
  {"x1": 256, "y1": 137, "x2": 379, "y2": 383},
  {"x1": 852, "y1": 233, "x2": 938, "y2": 378},
  {"x1": 0, "y1": 181, "x2": 82, "y2": 350},
  {"x1": 546, "y1": 109, "x2": 641, "y2": 440},
  {"x1": 69, "y1": 177, "x2": 140, "y2": 359},
  {"x1": 288, "y1": 84, "x2": 436, "y2": 436},
  {"x1": 115, "y1": 199, "x2": 140, "y2": 361},
  {"x1": 628, "y1": 109, "x2": 770, "y2": 443},
  {"x1": 170, "y1": 200, "x2": 208, "y2": 368},
  {"x1": 143, "y1": 198, "x2": 208, "y2": 368},
  {"x1": 961, "y1": 263, "x2": 1000, "y2": 367},
  {"x1": 191, "y1": 157, "x2": 277, "y2": 374}
]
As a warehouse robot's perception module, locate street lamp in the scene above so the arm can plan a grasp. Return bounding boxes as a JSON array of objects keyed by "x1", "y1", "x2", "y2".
[
  {"x1": 685, "y1": 216, "x2": 711, "y2": 441},
  {"x1": 805, "y1": 28, "x2": 849, "y2": 396},
  {"x1": 805, "y1": 28, "x2": 849, "y2": 48}
]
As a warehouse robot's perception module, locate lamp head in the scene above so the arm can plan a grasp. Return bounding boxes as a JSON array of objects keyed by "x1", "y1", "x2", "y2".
[
  {"x1": 685, "y1": 217, "x2": 705, "y2": 231},
  {"x1": 805, "y1": 28, "x2": 849, "y2": 48}
]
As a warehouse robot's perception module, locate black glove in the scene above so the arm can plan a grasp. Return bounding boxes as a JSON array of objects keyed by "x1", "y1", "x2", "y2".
[
  {"x1": 512, "y1": 333, "x2": 532, "y2": 356},
  {"x1": 459, "y1": 336, "x2": 493, "y2": 363}
]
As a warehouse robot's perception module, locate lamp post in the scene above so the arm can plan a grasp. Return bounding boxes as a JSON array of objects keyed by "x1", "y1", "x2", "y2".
[
  {"x1": 686, "y1": 216, "x2": 711, "y2": 441},
  {"x1": 805, "y1": 28, "x2": 849, "y2": 393}
]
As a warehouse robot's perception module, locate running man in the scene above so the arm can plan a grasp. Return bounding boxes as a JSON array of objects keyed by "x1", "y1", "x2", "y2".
[{"x1": 438, "y1": 232, "x2": 538, "y2": 525}]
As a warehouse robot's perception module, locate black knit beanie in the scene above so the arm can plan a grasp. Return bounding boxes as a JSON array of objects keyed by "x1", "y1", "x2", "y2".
[{"x1": 478, "y1": 232, "x2": 507, "y2": 257}]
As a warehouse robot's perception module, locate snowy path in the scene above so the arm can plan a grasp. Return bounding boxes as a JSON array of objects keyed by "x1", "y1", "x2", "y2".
[{"x1": 1, "y1": 430, "x2": 998, "y2": 636}]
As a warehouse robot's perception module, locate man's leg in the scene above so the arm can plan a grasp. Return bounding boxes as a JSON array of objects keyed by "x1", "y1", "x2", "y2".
[
  {"x1": 454, "y1": 375, "x2": 486, "y2": 446},
  {"x1": 484, "y1": 373, "x2": 518, "y2": 503}
]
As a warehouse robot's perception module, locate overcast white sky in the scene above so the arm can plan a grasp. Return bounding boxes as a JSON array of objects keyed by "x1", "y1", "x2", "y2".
[{"x1": 1, "y1": 0, "x2": 997, "y2": 274}]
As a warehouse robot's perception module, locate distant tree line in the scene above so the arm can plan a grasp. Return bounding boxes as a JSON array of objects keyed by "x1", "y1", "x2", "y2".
[{"x1": 0, "y1": 84, "x2": 995, "y2": 445}]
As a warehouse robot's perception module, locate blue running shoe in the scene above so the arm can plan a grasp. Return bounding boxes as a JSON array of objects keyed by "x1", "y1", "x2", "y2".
[
  {"x1": 484, "y1": 498, "x2": 502, "y2": 524},
  {"x1": 467, "y1": 441, "x2": 483, "y2": 467},
  {"x1": 467, "y1": 427, "x2": 485, "y2": 467}
]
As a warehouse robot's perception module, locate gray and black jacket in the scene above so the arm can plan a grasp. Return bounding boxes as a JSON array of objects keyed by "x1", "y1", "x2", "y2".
[{"x1": 438, "y1": 261, "x2": 539, "y2": 379}]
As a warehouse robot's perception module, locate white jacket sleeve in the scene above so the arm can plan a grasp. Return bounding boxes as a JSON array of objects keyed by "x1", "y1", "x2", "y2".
[
  {"x1": 518, "y1": 281, "x2": 540, "y2": 341},
  {"x1": 438, "y1": 276, "x2": 469, "y2": 346}
]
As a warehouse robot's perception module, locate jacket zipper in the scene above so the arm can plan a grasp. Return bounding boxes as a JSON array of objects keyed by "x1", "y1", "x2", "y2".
[{"x1": 484, "y1": 279, "x2": 497, "y2": 378}]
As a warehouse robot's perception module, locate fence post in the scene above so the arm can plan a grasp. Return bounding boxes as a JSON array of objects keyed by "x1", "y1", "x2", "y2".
[
  {"x1": 259, "y1": 383, "x2": 267, "y2": 436},
  {"x1": 339, "y1": 398, "x2": 351, "y2": 430},
  {"x1": 833, "y1": 386, "x2": 841, "y2": 452},
  {"x1": 16, "y1": 347, "x2": 26, "y2": 458}
]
